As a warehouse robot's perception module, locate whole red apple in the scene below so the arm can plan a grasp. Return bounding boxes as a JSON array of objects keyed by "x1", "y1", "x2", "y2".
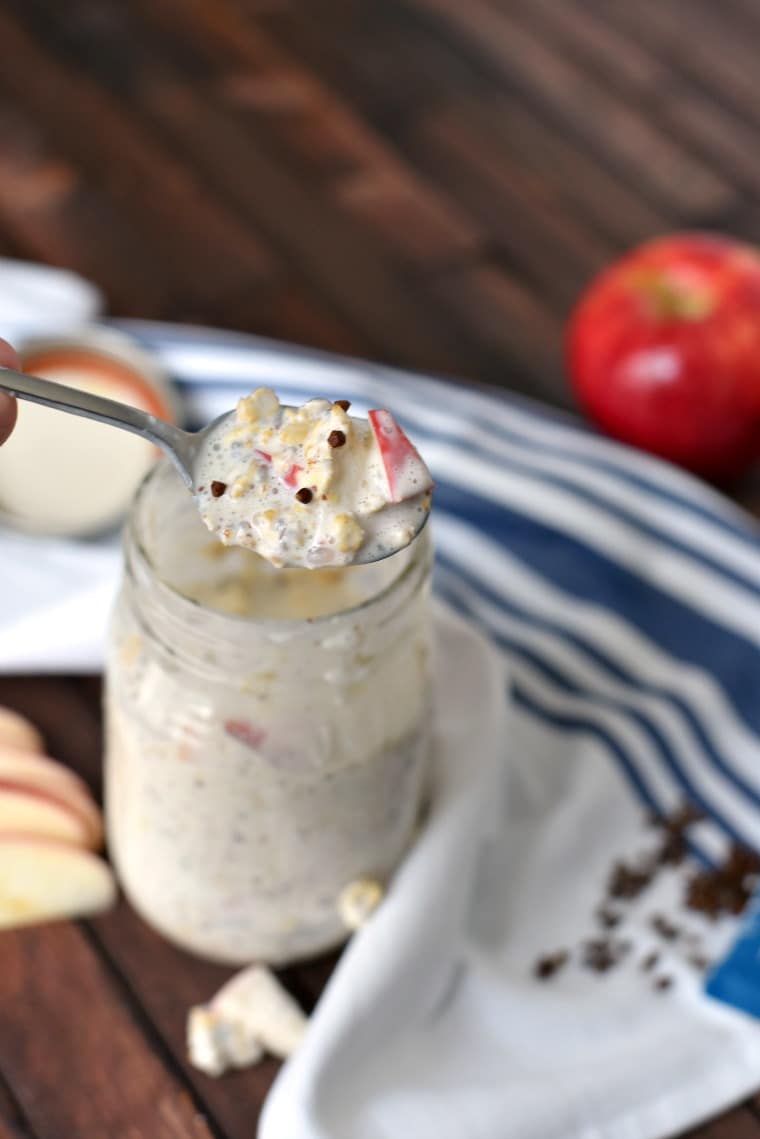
[{"x1": 567, "y1": 233, "x2": 760, "y2": 480}]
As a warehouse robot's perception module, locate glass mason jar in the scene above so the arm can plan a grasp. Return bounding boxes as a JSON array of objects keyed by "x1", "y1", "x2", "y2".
[{"x1": 104, "y1": 459, "x2": 433, "y2": 966}]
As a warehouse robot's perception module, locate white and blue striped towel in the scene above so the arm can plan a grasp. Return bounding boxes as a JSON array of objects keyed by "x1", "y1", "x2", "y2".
[{"x1": 4, "y1": 309, "x2": 760, "y2": 1138}]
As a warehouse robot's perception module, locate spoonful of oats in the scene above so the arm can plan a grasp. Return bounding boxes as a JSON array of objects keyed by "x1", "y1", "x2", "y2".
[{"x1": 0, "y1": 369, "x2": 433, "y2": 568}]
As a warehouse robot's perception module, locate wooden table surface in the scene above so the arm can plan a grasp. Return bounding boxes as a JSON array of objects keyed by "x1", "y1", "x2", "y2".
[{"x1": 2, "y1": 1, "x2": 760, "y2": 1136}]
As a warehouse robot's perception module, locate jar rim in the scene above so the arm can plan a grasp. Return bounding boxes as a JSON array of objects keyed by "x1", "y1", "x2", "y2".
[{"x1": 125, "y1": 459, "x2": 432, "y2": 633}]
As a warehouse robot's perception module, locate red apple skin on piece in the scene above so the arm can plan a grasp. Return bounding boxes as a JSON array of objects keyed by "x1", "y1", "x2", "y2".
[
  {"x1": 368, "y1": 409, "x2": 434, "y2": 503},
  {"x1": 283, "y1": 463, "x2": 303, "y2": 487},
  {"x1": 0, "y1": 707, "x2": 44, "y2": 754},
  {"x1": 567, "y1": 233, "x2": 760, "y2": 480},
  {"x1": 0, "y1": 836, "x2": 116, "y2": 929},
  {"x1": 224, "y1": 720, "x2": 267, "y2": 750},
  {"x1": 0, "y1": 749, "x2": 103, "y2": 848},
  {"x1": 0, "y1": 782, "x2": 94, "y2": 848}
]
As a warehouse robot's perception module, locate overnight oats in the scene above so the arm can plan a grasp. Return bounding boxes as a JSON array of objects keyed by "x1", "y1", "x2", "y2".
[
  {"x1": 105, "y1": 453, "x2": 433, "y2": 965},
  {"x1": 193, "y1": 388, "x2": 433, "y2": 567}
]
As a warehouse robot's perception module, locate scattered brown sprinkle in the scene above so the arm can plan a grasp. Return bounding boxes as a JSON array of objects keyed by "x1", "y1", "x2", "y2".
[
  {"x1": 295, "y1": 487, "x2": 313, "y2": 504},
  {"x1": 726, "y1": 844, "x2": 760, "y2": 879},
  {"x1": 334, "y1": 399, "x2": 351, "y2": 411},
  {"x1": 197, "y1": 485, "x2": 206, "y2": 492},
  {"x1": 582, "y1": 938, "x2": 629, "y2": 974},
  {"x1": 607, "y1": 860, "x2": 653, "y2": 900},
  {"x1": 328, "y1": 429, "x2": 347, "y2": 449},
  {"x1": 685, "y1": 842, "x2": 760, "y2": 919},
  {"x1": 685, "y1": 873, "x2": 732, "y2": 919},
  {"x1": 650, "y1": 803, "x2": 704, "y2": 866},
  {"x1": 651, "y1": 914, "x2": 680, "y2": 941},
  {"x1": 210, "y1": 481, "x2": 227, "y2": 498},
  {"x1": 657, "y1": 831, "x2": 688, "y2": 867},
  {"x1": 651, "y1": 804, "x2": 705, "y2": 832},
  {"x1": 583, "y1": 941, "x2": 616, "y2": 973},
  {"x1": 534, "y1": 950, "x2": 569, "y2": 980},
  {"x1": 532, "y1": 805, "x2": 755, "y2": 990}
]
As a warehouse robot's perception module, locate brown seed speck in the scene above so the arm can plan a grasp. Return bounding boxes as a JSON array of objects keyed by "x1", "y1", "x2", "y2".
[
  {"x1": 657, "y1": 831, "x2": 687, "y2": 867},
  {"x1": 651, "y1": 914, "x2": 680, "y2": 941},
  {"x1": 334, "y1": 399, "x2": 351, "y2": 411},
  {"x1": 654, "y1": 975, "x2": 673, "y2": 991},
  {"x1": 328, "y1": 429, "x2": 347, "y2": 448},
  {"x1": 726, "y1": 844, "x2": 760, "y2": 879},
  {"x1": 641, "y1": 951, "x2": 659, "y2": 972},
  {"x1": 684, "y1": 843, "x2": 758, "y2": 919},
  {"x1": 582, "y1": 938, "x2": 621, "y2": 973},
  {"x1": 649, "y1": 803, "x2": 704, "y2": 832},
  {"x1": 596, "y1": 907, "x2": 622, "y2": 929},
  {"x1": 534, "y1": 950, "x2": 569, "y2": 980},
  {"x1": 607, "y1": 860, "x2": 653, "y2": 900},
  {"x1": 295, "y1": 487, "x2": 313, "y2": 504},
  {"x1": 211, "y1": 481, "x2": 227, "y2": 498}
]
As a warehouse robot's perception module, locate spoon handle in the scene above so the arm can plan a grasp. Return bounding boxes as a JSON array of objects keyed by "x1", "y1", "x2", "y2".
[{"x1": 0, "y1": 366, "x2": 193, "y2": 482}]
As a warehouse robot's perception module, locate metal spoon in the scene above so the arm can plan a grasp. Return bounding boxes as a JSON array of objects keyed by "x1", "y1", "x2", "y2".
[{"x1": 0, "y1": 367, "x2": 430, "y2": 565}]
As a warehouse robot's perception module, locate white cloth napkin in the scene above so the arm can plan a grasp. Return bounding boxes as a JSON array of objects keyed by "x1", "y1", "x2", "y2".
[
  {"x1": 0, "y1": 529, "x2": 119, "y2": 672},
  {"x1": 261, "y1": 605, "x2": 760, "y2": 1139}
]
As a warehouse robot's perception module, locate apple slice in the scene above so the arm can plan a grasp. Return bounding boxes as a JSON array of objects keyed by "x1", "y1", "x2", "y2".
[
  {"x1": 0, "y1": 707, "x2": 44, "y2": 754},
  {"x1": 0, "y1": 749, "x2": 103, "y2": 849},
  {"x1": 0, "y1": 837, "x2": 116, "y2": 929},
  {"x1": 0, "y1": 784, "x2": 93, "y2": 848},
  {"x1": 368, "y1": 409, "x2": 433, "y2": 504}
]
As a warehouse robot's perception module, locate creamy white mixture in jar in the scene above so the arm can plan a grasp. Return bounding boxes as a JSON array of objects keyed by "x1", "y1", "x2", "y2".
[
  {"x1": 194, "y1": 388, "x2": 433, "y2": 568},
  {"x1": 105, "y1": 459, "x2": 433, "y2": 965}
]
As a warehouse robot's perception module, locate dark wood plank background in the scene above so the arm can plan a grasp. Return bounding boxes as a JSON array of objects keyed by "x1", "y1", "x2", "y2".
[{"x1": 2, "y1": 1, "x2": 760, "y2": 1136}]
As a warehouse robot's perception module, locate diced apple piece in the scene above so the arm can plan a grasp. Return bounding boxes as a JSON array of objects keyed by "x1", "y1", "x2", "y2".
[
  {"x1": 368, "y1": 409, "x2": 434, "y2": 504},
  {"x1": 0, "y1": 838, "x2": 116, "y2": 929},
  {"x1": 283, "y1": 462, "x2": 303, "y2": 487},
  {"x1": 224, "y1": 720, "x2": 266, "y2": 750},
  {"x1": 0, "y1": 784, "x2": 93, "y2": 848},
  {"x1": 0, "y1": 707, "x2": 44, "y2": 754},
  {"x1": 0, "y1": 750, "x2": 103, "y2": 849}
]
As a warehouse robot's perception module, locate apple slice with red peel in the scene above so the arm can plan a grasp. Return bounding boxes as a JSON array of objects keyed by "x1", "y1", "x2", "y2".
[
  {"x1": 0, "y1": 783, "x2": 94, "y2": 848},
  {"x1": 368, "y1": 409, "x2": 434, "y2": 504},
  {"x1": 0, "y1": 749, "x2": 103, "y2": 849},
  {"x1": 0, "y1": 707, "x2": 44, "y2": 754},
  {"x1": 0, "y1": 837, "x2": 116, "y2": 929}
]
